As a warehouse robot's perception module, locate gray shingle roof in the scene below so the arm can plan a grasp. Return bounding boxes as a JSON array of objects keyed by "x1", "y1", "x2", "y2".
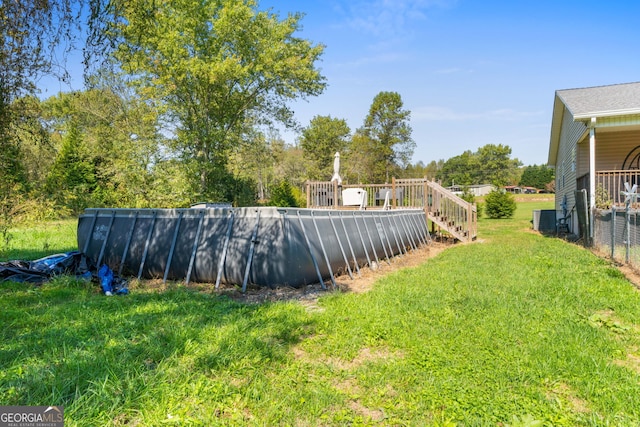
[{"x1": 556, "y1": 82, "x2": 640, "y2": 119}]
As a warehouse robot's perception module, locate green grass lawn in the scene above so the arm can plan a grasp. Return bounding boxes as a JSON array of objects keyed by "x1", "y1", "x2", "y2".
[
  {"x1": 3, "y1": 200, "x2": 640, "y2": 426},
  {"x1": 0, "y1": 219, "x2": 78, "y2": 261}
]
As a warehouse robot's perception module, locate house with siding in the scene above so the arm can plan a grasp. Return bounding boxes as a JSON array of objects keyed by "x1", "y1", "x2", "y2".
[
  {"x1": 468, "y1": 184, "x2": 495, "y2": 196},
  {"x1": 548, "y1": 82, "x2": 640, "y2": 237},
  {"x1": 445, "y1": 184, "x2": 495, "y2": 196}
]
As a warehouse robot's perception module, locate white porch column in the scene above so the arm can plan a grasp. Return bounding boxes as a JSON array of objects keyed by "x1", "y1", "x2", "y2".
[{"x1": 589, "y1": 117, "x2": 596, "y2": 238}]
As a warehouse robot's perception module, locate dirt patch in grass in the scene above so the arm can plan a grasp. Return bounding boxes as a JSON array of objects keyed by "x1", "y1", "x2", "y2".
[
  {"x1": 352, "y1": 347, "x2": 403, "y2": 366},
  {"x1": 178, "y1": 241, "x2": 453, "y2": 305},
  {"x1": 589, "y1": 247, "x2": 640, "y2": 291},
  {"x1": 589, "y1": 309, "x2": 630, "y2": 330},
  {"x1": 334, "y1": 350, "x2": 399, "y2": 423},
  {"x1": 329, "y1": 347, "x2": 404, "y2": 371},
  {"x1": 614, "y1": 348, "x2": 640, "y2": 375},
  {"x1": 616, "y1": 263, "x2": 640, "y2": 291},
  {"x1": 127, "y1": 242, "x2": 452, "y2": 305},
  {"x1": 292, "y1": 345, "x2": 403, "y2": 371},
  {"x1": 545, "y1": 381, "x2": 590, "y2": 414},
  {"x1": 335, "y1": 242, "x2": 450, "y2": 294},
  {"x1": 293, "y1": 345, "x2": 398, "y2": 422},
  {"x1": 590, "y1": 311, "x2": 640, "y2": 375},
  {"x1": 347, "y1": 400, "x2": 386, "y2": 422}
]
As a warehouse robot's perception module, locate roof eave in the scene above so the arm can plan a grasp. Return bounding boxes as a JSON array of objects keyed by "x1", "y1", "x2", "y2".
[
  {"x1": 547, "y1": 94, "x2": 565, "y2": 167},
  {"x1": 573, "y1": 108, "x2": 640, "y2": 121}
]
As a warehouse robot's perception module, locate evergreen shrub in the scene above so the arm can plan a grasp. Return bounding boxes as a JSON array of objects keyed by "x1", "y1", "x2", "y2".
[{"x1": 484, "y1": 189, "x2": 516, "y2": 219}]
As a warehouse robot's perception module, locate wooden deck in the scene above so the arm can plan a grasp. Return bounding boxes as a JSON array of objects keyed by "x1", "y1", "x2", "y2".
[{"x1": 306, "y1": 178, "x2": 477, "y2": 243}]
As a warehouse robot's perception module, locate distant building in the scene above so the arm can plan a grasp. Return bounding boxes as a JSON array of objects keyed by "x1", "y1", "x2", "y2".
[
  {"x1": 521, "y1": 186, "x2": 539, "y2": 194},
  {"x1": 468, "y1": 184, "x2": 495, "y2": 196},
  {"x1": 445, "y1": 184, "x2": 495, "y2": 196},
  {"x1": 504, "y1": 185, "x2": 522, "y2": 194},
  {"x1": 445, "y1": 185, "x2": 464, "y2": 196}
]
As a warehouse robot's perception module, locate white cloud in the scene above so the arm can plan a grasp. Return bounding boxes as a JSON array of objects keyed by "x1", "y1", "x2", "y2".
[{"x1": 339, "y1": 0, "x2": 457, "y2": 38}]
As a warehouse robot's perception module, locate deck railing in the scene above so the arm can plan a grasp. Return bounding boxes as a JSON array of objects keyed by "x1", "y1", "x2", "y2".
[
  {"x1": 593, "y1": 170, "x2": 640, "y2": 207},
  {"x1": 306, "y1": 178, "x2": 477, "y2": 242}
]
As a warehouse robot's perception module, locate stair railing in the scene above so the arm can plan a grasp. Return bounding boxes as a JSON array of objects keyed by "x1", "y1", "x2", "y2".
[{"x1": 425, "y1": 180, "x2": 476, "y2": 242}]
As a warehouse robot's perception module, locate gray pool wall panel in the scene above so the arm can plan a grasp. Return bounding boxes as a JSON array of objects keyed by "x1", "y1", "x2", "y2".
[{"x1": 77, "y1": 207, "x2": 429, "y2": 287}]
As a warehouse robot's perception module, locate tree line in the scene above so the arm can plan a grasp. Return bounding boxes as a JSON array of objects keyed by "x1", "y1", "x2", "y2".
[
  {"x1": 4, "y1": 87, "x2": 418, "y2": 208},
  {"x1": 434, "y1": 146, "x2": 554, "y2": 190},
  {"x1": 1, "y1": 0, "x2": 553, "y2": 237}
]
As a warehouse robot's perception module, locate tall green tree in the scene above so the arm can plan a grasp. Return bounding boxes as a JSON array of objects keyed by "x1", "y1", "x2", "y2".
[
  {"x1": 356, "y1": 91, "x2": 414, "y2": 183},
  {"x1": 0, "y1": 0, "x2": 79, "y2": 181},
  {"x1": 0, "y1": 0, "x2": 78, "y2": 235},
  {"x1": 39, "y1": 87, "x2": 170, "y2": 208},
  {"x1": 0, "y1": 0, "x2": 79, "y2": 92},
  {"x1": 436, "y1": 150, "x2": 480, "y2": 186},
  {"x1": 268, "y1": 180, "x2": 298, "y2": 207},
  {"x1": 424, "y1": 160, "x2": 444, "y2": 180},
  {"x1": 45, "y1": 121, "x2": 96, "y2": 213},
  {"x1": 402, "y1": 161, "x2": 426, "y2": 179},
  {"x1": 519, "y1": 164, "x2": 554, "y2": 189},
  {"x1": 0, "y1": 99, "x2": 27, "y2": 246},
  {"x1": 10, "y1": 97, "x2": 53, "y2": 191},
  {"x1": 476, "y1": 144, "x2": 522, "y2": 186},
  {"x1": 484, "y1": 189, "x2": 517, "y2": 219},
  {"x1": 228, "y1": 129, "x2": 309, "y2": 205},
  {"x1": 273, "y1": 139, "x2": 307, "y2": 192},
  {"x1": 436, "y1": 144, "x2": 521, "y2": 187},
  {"x1": 229, "y1": 128, "x2": 275, "y2": 201},
  {"x1": 344, "y1": 132, "x2": 378, "y2": 184},
  {"x1": 103, "y1": 0, "x2": 326, "y2": 201},
  {"x1": 299, "y1": 115, "x2": 350, "y2": 181},
  {"x1": 402, "y1": 160, "x2": 443, "y2": 180}
]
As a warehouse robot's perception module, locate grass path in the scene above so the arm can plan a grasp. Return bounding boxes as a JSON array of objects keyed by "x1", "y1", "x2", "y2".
[{"x1": 2, "y1": 200, "x2": 640, "y2": 425}]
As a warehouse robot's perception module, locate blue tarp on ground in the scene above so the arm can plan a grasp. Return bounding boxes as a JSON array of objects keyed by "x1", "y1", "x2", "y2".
[
  {"x1": 0, "y1": 251, "x2": 127, "y2": 295},
  {"x1": 0, "y1": 251, "x2": 86, "y2": 283}
]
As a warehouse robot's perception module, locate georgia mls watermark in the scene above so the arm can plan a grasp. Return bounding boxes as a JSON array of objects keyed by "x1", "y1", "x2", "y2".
[{"x1": 0, "y1": 406, "x2": 64, "y2": 427}]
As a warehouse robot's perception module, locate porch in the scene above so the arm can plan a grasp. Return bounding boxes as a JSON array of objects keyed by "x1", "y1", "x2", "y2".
[{"x1": 578, "y1": 170, "x2": 640, "y2": 208}]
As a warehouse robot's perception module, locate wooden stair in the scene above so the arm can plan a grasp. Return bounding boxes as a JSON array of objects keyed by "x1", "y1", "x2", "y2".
[
  {"x1": 424, "y1": 181, "x2": 476, "y2": 243},
  {"x1": 427, "y1": 211, "x2": 469, "y2": 242}
]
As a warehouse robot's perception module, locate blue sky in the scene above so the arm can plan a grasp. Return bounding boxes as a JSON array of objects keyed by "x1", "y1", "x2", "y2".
[
  {"x1": 40, "y1": 0, "x2": 640, "y2": 167},
  {"x1": 265, "y1": 0, "x2": 640, "y2": 166}
]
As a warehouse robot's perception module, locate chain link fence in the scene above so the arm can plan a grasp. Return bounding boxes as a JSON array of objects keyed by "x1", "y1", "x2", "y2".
[{"x1": 593, "y1": 207, "x2": 640, "y2": 266}]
